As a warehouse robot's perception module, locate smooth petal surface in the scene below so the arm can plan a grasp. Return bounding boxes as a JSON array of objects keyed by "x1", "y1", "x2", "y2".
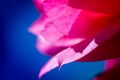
[
  {"x1": 67, "y1": 0, "x2": 120, "y2": 14},
  {"x1": 28, "y1": 15, "x2": 48, "y2": 35},
  {"x1": 68, "y1": 10, "x2": 114, "y2": 39},
  {"x1": 36, "y1": 38, "x2": 66, "y2": 55}
]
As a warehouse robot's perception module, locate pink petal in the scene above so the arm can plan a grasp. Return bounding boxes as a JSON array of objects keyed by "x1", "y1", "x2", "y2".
[
  {"x1": 40, "y1": 22, "x2": 63, "y2": 42},
  {"x1": 55, "y1": 36, "x2": 85, "y2": 46},
  {"x1": 67, "y1": 0, "x2": 120, "y2": 14},
  {"x1": 39, "y1": 48, "x2": 82, "y2": 78},
  {"x1": 36, "y1": 34, "x2": 84, "y2": 55},
  {"x1": 78, "y1": 29, "x2": 120, "y2": 62},
  {"x1": 30, "y1": 0, "x2": 84, "y2": 45},
  {"x1": 28, "y1": 15, "x2": 47, "y2": 35},
  {"x1": 68, "y1": 10, "x2": 114, "y2": 39},
  {"x1": 39, "y1": 39, "x2": 99, "y2": 78},
  {"x1": 46, "y1": 4, "x2": 80, "y2": 36},
  {"x1": 33, "y1": 0, "x2": 81, "y2": 36},
  {"x1": 36, "y1": 38, "x2": 66, "y2": 55},
  {"x1": 72, "y1": 15, "x2": 120, "y2": 61}
]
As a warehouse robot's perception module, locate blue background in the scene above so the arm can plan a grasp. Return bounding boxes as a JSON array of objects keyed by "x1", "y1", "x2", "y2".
[{"x1": 0, "y1": 0, "x2": 104, "y2": 80}]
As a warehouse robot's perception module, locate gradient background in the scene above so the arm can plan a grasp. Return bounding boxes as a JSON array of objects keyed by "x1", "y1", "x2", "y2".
[{"x1": 0, "y1": 0, "x2": 104, "y2": 80}]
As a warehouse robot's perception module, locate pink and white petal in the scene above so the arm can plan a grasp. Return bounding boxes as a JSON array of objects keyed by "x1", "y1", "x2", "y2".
[
  {"x1": 28, "y1": 15, "x2": 48, "y2": 35},
  {"x1": 39, "y1": 56, "x2": 58, "y2": 78},
  {"x1": 39, "y1": 0, "x2": 81, "y2": 35},
  {"x1": 40, "y1": 22, "x2": 63, "y2": 42},
  {"x1": 36, "y1": 34, "x2": 84, "y2": 55},
  {"x1": 55, "y1": 37, "x2": 85, "y2": 46},
  {"x1": 36, "y1": 37, "x2": 66, "y2": 55},
  {"x1": 39, "y1": 39, "x2": 99, "y2": 78},
  {"x1": 46, "y1": 4, "x2": 81, "y2": 35},
  {"x1": 57, "y1": 39, "x2": 98, "y2": 66},
  {"x1": 31, "y1": 0, "x2": 83, "y2": 43},
  {"x1": 39, "y1": 23, "x2": 85, "y2": 46},
  {"x1": 36, "y1": 37, "x2": 51, "y2": 55},
  {"x1": 39, "y1": 47, "x2": 83, "y2": 78}
]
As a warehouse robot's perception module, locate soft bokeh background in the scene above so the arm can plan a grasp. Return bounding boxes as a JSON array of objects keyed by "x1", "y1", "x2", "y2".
[{"x1": 0, "y1": 0, "x2": 104, "y2": 80}]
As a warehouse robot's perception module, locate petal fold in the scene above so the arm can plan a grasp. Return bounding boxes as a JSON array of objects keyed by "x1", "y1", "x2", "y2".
[
  {"x1": 39, "y1": 39, "x2": 99, "y2": 78},
  {"x1": 39, "y1": 47, "x2": 82, "y2": 78}
]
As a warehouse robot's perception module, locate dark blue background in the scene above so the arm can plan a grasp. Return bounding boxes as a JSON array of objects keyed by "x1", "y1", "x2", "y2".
[{"x1": 0, "y1": 0, "x2": 104, "y2": 80}]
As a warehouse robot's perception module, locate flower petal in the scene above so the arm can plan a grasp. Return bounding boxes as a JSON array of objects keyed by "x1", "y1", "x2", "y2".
[
  {"x1": 78, "y1": 30, "x2": 120, "y2": 62},
  {"x1": 39, "y1": 47, "x2": 82, "y2": 78},
  {"x1": 55, "y1": 36, "x2": 85, "y2": 46},
  {"x1": 33, "y1": 0, "x2": 81, "y2": 36},
  {"x1": 28, "y1": 15, "x2": 48, "y2": 35},
  {"x1": 39, "y1": 39, "x2": 98, "y2": 78},
  {"x1": 68, "y1": 10, "x2": 114, "y2": 39},
  {"x1": 78, "y1": 17, "x2": 120, "y2": 61},
  {"x1": 40, "y1": 22, "x2": 63, "y2": 42},
  {"x1": 67, "y1": 0, "x2": 120, "y2": 14},
  {"x1": 36, "y1": 38, "x2": 66, "y2": 55}
]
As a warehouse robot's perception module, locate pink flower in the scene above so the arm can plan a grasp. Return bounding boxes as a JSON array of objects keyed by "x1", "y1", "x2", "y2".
[{"x1": 29, "y1": 0, "x2": 120, "y2": 78}]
